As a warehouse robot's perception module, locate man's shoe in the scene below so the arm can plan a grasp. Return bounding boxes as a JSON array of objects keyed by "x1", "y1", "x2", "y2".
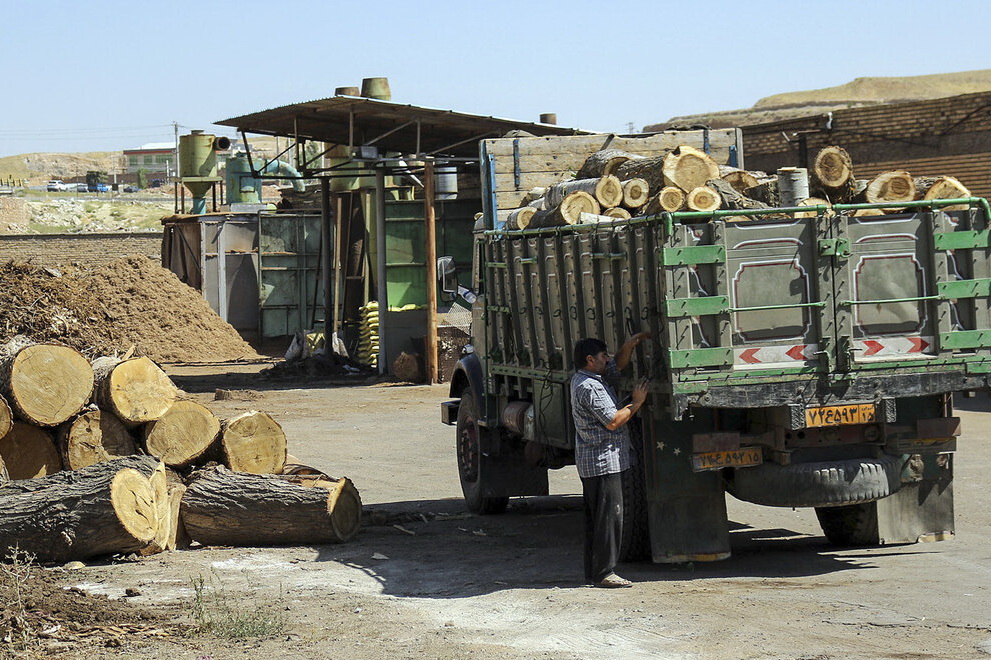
[{"x1": 595, "y1": 573, "x2": 633, "y2": 588}]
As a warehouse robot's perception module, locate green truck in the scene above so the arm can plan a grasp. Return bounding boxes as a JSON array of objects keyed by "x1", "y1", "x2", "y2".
[{"x1": 441, "y1": 131, "x2": 991, "y2": 562}]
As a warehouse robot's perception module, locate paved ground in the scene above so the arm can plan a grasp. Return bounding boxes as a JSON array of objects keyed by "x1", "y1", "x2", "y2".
[{"x1": 54, "y1": 362, "x2": 991, "y2": 659}]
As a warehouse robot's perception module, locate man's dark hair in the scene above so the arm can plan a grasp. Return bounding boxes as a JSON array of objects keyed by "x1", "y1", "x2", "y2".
[{"x1": 573, "y1": 338, "x2": 607, "y2": 370}]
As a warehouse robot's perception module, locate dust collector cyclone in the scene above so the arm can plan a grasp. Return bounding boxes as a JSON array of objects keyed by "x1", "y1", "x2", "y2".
[{"x1": 179, "y1": 130, "x2": 231, "y2": 214}]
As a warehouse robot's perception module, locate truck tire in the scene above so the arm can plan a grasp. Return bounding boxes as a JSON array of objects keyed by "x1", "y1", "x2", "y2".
[
  {"x1": 456, "y1": 387, "x2": 509, "y2": 514},
  {"x1": 814, "y1": 503, "x2": 880, "y2": 546},
  {"x1": 726, "y1": 454, "x2": 904, "y2": 508},
  {"x1": 619, "y1": 419, "x2": 650, "y2": 562}
]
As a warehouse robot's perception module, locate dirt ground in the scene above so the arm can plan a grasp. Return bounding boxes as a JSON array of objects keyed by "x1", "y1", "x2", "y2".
[{"x1": 6, "y1": 359, "x2": 991, "y2": 659}]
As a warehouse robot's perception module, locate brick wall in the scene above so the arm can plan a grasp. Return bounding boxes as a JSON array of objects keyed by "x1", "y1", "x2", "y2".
[
  {"x1": 742, "y1": 91, "x2": 991, "y2": 199},
  {"x1": 0, "y1": 232, "x2": 163, "y2": 266}
]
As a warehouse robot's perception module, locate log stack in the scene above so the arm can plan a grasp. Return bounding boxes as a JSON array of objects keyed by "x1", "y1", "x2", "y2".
[
  {"x1": 504, "y1": 143, "x2": 977, "y2": 228},
  {"x1": 0, "y1": 342, "x2": 360, "y2": 562}
]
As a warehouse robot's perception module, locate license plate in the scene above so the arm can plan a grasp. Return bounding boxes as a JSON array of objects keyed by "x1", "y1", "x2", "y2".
[
  {"x1": 691, "y1": 447, "x2": 763, "y2": 472},
  {"x1": 805, "y1": 403, "x2": 876, "y2": 428}
]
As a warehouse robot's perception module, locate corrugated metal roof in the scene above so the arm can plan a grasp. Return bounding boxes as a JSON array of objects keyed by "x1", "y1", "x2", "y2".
[{"x1": 217, "y1": 95, "x2": 592, "y2": 158}]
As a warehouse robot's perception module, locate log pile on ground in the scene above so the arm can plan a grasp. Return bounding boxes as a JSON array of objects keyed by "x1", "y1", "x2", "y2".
[
  {"x1": 504, "y1": 144, "x2": 976, "y2": 228},
  {"x1": 0, "y1": 256, "x2": 258, "y2": 362},
  {"x1": 0, "y1": 339, "x2": 360, "y2": 562}
]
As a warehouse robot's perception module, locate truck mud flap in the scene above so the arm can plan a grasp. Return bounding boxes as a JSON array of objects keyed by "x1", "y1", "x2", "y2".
[{"x1": 726, "y1": 454, "x2": 905, "y2": 508}]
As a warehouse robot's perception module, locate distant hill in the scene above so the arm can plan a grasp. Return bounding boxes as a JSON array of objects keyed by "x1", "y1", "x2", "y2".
[
  {"x1": 645, "y1": 69, "x2": 991, "y2": 131},
  {"x1": 0, "y1": 136, "x2": 282, "y2": 186}
]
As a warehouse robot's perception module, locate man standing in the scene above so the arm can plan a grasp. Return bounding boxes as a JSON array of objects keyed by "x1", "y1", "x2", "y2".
[{"x1": 571, "y1": 333, "x2": 650, "y2": 588}]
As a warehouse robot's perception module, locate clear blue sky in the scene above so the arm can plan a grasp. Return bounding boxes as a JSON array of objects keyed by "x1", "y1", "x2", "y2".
[{"x1": 1, "y1": 0, "x2": 987, "y2": 157}]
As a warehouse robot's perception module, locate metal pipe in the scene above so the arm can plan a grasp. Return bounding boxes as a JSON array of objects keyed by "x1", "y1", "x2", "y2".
[
  {"x1": 321, "y1": 178, "x2": 332, "y2": 346},
  {"x1": 375, "y1": 167, "x2": 388, "y2": 374},
  {"x1": 424, "y1": 161, "x2": 438, "y2": 384}
]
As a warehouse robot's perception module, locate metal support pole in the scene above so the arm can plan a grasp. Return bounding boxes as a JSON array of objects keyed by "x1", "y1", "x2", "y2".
[
  {"x1": 423, "y1": 161, "x2": 439, "y2": 384},
  {"x1": 321, "y1": 177, "x2": 333, "y2": 346},
  {"x1": 333, "y1": 193, "x2": 343, "y2": 336},
  {"x1": 375, "y1": 168, "x2": 388, "y2": 374}
]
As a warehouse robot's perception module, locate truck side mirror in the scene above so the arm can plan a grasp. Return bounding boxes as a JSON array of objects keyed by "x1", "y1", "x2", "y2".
[{"x1": 437, "y1": 256, "x2": 458, "y2": 302}]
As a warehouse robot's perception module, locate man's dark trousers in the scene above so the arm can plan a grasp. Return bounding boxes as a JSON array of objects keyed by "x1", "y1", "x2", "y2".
[{"x1": 581, "y1": 471, "x2": 625, "y2": 583}]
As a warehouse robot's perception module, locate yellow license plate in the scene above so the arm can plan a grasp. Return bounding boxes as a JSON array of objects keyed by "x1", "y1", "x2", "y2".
[
  {"x1": 805, "y1": 403, "x2": 876, "y2": 428},
  {"x1": 691, "y1": 447, "x2": 763, "y2": 472}
]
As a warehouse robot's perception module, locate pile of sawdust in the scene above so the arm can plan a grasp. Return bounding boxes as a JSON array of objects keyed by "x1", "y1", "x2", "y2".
[{"x1": 0, "y1": 256, "x2": 259, "y2": 363}]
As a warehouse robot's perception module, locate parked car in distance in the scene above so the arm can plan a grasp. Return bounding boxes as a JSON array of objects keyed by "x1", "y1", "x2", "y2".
[
  {"x1": 123, "y1": 185, "x2": 139, "y2": 193},
  {"x1": 87, "y1": 182, "x2": 109, "y2": 193},
  {"x1": 75, "y1": 183, "x2": 88, "y2": 193},
  {"x1": 46, "y1": 180, "x2": 66, "y2": 192}
]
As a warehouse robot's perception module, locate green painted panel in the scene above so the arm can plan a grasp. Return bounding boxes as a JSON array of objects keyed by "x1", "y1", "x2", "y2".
[
  {"x1": 662, "y1": 244, "x2": 725, "y2": 265},
  {"x1": 933, "y1": 229, "x2": 991, "y2": 250},
  {"x1": 665, "y1": 296, "x2": 728, "y2": 317},
  {"x1": 938, "y1": 278, "x2": 991, "y2": 299},
  {"x1": 668, "y1": 347, "x2": 734, "y2": 369},
  {"x1": 940, "y1": 330, "x2": 991, "y2": 350}
]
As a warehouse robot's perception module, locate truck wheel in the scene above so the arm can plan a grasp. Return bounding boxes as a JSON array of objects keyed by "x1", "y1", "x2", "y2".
[
  {"x1": 620, "y1": 419, "x2": 650, "y2": 562},
  {"x1": 456, "y1": 388, "x2": 509, "y2": 514},
  {"x1": 726, "y1": 454, "x2": 904, "y2": 508},
  {"x1": 815, "y1": 503, "x2": 880, "y2": 546}
]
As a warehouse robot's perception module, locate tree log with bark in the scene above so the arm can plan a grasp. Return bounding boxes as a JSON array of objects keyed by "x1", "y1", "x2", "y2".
[
  {"x1": 576, "y1": 149, "x2": 643, "y2": 180},
  {"x1": 812, "y1": 146, "x2": 856, "y2": 202},
  {"x1": 686, "y1": 186, "x2": 722, "y2": 212},
  {"x1": 529, "y1": 192, "x2": 600, "y2": 228},
  {"x1": 142, "y1": 400, "x2": 220, "y2": 468},
  {"x1": 663, "y1": 145, "x2": 721, "y2": 193},
  {"x1": 917, "y1": 175, "x2": 972, "y2": 211},
  {"x1": 57, "y1": 409, "x2": 137, "y2": 470},
  {"x1": 602, "y1": 207, "x2": 631, "y2": 220},
  {"x1": 220, "y1": 410, "x2": 287, "y2": 474},
  {"x1": 0, "y1": 336, "x2": 93, "y2": 427},
  {"x1": 0, "y1": 422, "x2": 62, "y2": 480},
  {"x1": 91, "y1": 356, "x2": 177, "y2": 425},
  {"x1": 856, "y1": 171, "x2": 917, "y2": 207},
  {"x1": 504, "y1": 206, "x2": 536, "y2": 230},
  {"x1": 0, "y1": 456, "x2": 163, "y2": 562},
  {"x1": 621, "y1": 178, "x2": 649, "y2": 209},
  {"x1": 0, "y1": 394, "x2": 10, "y2": 441},
  {"x1": 181, "y1": 466, "x2": 362, "y2": 546},
  {"x1": 545, "y1": 176, "x2": 623, "y2": 209},
  {"x1": 719, "y1": 166, "x2": 765, "y2": 193},
  {"x1": 707, "y1": 179, "x2": 770, "y2": 211}
]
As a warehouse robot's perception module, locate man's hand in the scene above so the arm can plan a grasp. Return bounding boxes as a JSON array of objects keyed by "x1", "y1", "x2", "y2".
[
  {"x1": 615, "y1": 331, "x2": 653, "y2": 371},
  {"x1": 631, "y1": 378, "x2": 649, "y2": 409}
]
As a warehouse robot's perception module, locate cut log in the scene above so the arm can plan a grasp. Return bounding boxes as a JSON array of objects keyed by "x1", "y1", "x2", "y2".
[
  {"x1": 745, "y1": 180, "x2": 780, "y2": 207},
  {"x1": 181, "y1": 466, "x2": 362, "y2": 546},
  {"x1": 851, "y1": 207, "x2": 886, "y2": 217},
  {"x1": 793, "y1": 197, "x2": 833, "y2": 218},
  {"x1": 812, "y1": 146, "x2": 856, "y2": 202},
  {"x1": 647, "y1": 186, "x2": 687, "y2": 214},
  {"x1": 0, "y1": 454, "x2": 161, "y2": 495},
  {"x1": 0, "y1": 337, "x2": 94, "y2": 427},
  {"x1": 0, "y1": 422, "x2": 62, "y2": 480},
  {"x1": 603, "y1": 207, "x2": 632, "y2": 220},
  {"x1": 57, "y1": 409, "x2": 137, "y2": 470},
  {"x1": 919, "y1": 175, "x2": 971, "y2": 211},
  {"x1": 142, "y1": 400, "x2": 221, "y2": 468},
  {"x1": 139, "y1": 461, "x2": 170, "y2": 556},
  {"x1": 861, "y1": 171, "x2": 916, "y2": 207},
  {"x1": 282, "y1": 460, "x2": 331, "y2": 478},
  {"x1": 719, "y1": 166, "x2": 763, "y2": 193},
  {"x1": 0, "y1": 457, "x2": 160, "y2": 562},
  {"x1": 91, "y1": 356, "x2": 178, "y2": 424},
  {"x1": 545, "y1": 176, "x2": 623, "y2": 209},
  {"x1": 220, "y1": 410, "x2": 288, "y2": 475},
  {"x1": 504, "y1": 206, "x2": 536, "y2": 230},
  {"x1": 777, "y1": 167, "x2": 810, "y2": 206},
  {"x1": 615, "y1": 154, "x2": 665, "y2": 194},
  {"x1": 686, "y1": 186, "x2": 722, "y2": 213},
  {"x1": 0, "y1": 455, "x2": 7, "y2": 484},
  {"x1": 620, "y1": 178, "x2": 649, "y2": 209},
  {"x1": 662, "y1": 145, "x2": 721, "y2": 193},
  {"x1": 166, "y1": 482, "x2": 190, "y2": 550},
  {"x1": 706, "y1": 178, "x2": 770, "y2": 211},
  {"x1": 576, "y1": 149, "x2": 643, "y2": 180},
  {"x1": 520, "y1": 187, "x2": 547, "y2": 206},
  {"x1": 529, "y1": 192, "x2": 600, "y2": 228},
  {"x1": 0, "y1": 394, "x2": 11, "y2": 441}
]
